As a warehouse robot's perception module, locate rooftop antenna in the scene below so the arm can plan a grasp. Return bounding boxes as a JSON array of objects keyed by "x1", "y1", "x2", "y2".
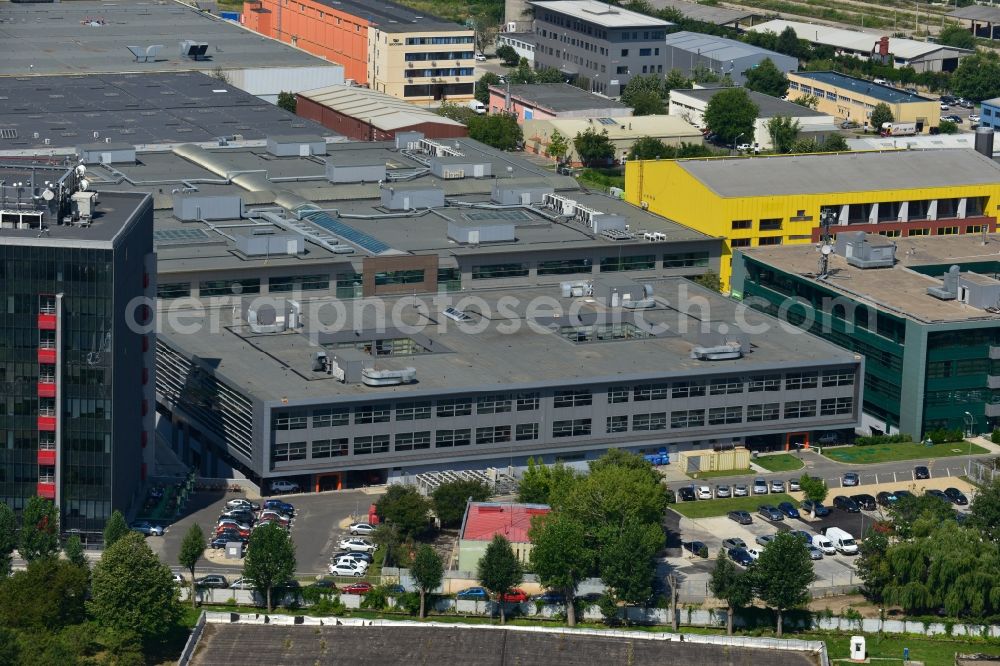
[{"x1": 818, "y1": 207, "x2": 836, "y2": 279}]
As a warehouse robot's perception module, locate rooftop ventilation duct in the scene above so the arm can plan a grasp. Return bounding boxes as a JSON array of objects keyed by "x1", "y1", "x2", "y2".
[
  {"x1": 927, "y1": 265, "x2": 960, "y2": 300},
  {"x1": 835, "y1": 231, "x2": 896, "y2": 269},
  {"x1": 361, "y1": 367, "x2": 417, "y2": 386},
  {"x1": 690, "y1": 342, "x2": 743, "y2": 361}
]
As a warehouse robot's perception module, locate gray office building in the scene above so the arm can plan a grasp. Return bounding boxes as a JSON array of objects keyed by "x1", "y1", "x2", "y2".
[
  {"x1": 528, "y1": 0, "x2": 672, "y2": 96},
  {"x1": 662, "y1": 31, "x2": 798, "y2": 85}
]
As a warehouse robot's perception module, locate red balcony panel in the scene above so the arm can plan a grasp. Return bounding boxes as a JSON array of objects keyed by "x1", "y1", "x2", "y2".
[
  {"x1": 38, "y1": 382, "x2": 56, "y2": 398},
  {"x1": 38, "y1": 348, "x2": 56, "y2": 364},
  {"x1": 36, "y1": 482, "x2": 56, "y2": 500},
  {"x1": 37, "y1": 416, "x2": 56, "y2": 431},
  {"x1": 37, "y1": 449, "x2": 56, "y2": 466},
  {"x1": 37, "y1": 314, "x2": 57, "y2": 330},
  {"x1": 141, "y1": 431, "x2": 148, "y2": 448}
]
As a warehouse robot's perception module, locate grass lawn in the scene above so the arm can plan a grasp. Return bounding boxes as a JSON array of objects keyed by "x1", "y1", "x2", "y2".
[
  {"x1": 686, "y1": 468, "x2": 753, "y2": 480},
  {"x1": 754, "y1": 454, "x2": 805, "y2": 473},
  {"x1": 822, "y1": 441, "x2": 988, "y2": 464},
  {"x1": 671, "y1": 493, "x2": 797, "y2": 519}
]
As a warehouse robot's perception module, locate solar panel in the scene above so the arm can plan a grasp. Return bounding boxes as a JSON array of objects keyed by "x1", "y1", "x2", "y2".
[
  {"x1": 596, "y1": 118, "x2": 617, "y2": 126},
  {"x1": 301, "y1": 210, "x2": 392, "y2": 255},
  {"x1": 153, "y1": 228, "x2": 211, "y2": 244}
]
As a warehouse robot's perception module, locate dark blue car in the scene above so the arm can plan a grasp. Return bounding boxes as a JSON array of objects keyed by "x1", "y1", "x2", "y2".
[
  {"x1": 533, "y1": 590, "x2": 566, "y2": 604},
  {"x1": 728, "y1": 547, "x2": 754, "y2": 567},
  {"x1": 778, "y1": 502, "x2": 800, "y2": 519},
  {"x1": 456, "y1": 586, "x2": 490, "y2": 601},
  {"x1": 263, "y1": 499, "x2": 295, "y2": 515}
]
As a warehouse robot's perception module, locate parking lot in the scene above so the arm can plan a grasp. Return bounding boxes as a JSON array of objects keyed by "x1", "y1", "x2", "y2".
[{"x1": 151, "y1": 488, "x2": 382, "y2": 579}]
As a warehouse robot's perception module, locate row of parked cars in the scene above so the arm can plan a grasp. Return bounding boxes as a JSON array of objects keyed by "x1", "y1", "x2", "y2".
[
  {"x1": 680, "y1": 477, "x2": 800, "y2": 501},
  {"x1": 328, "y1": 523, "x2": 380, "y2": 577},
  {"x1": 209, "y1": 497, "x2": 296, "y2": 549}
]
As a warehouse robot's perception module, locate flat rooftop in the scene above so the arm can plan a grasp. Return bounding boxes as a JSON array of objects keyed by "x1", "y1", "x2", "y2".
[
  {"x1": 492, "y1": 83, "x2": 631, "y2": 113},
  {"x1": 750, "y1": 20, "x2": 972, "y2": 60},
  {"x1": 742, "y1": 233, "x2": 1000, "y2": 324},
  {"x1": 0, "y1": 0, "x2": 331, "y2": 76},
  {"x1": 298, "y1": 85, "x2": 466, "y2": 131},
  {"x1": 646, "y1": 0, "x2": 754, "y2": 25},
  {"x1": 791, "y1": 71, "x2": 932, "y2": 105},
  {"x1": 0, "y1": 189, "x2": 148, "y2": 245},
  {"x1": 672, "y1": 150, "x2": 1000, "y2": 198},
  {"x1": 0, "y1": 72, "x2": 334, "y2": 152},
  {"x1": 190, "y1": 622, "x2": 823, "y2": 666},
  {"x1": 461, "y1": 502, "x2": 550, "y2": 542},
  {"x1": 950, "y1": 4, "x2": 1000, "y2": 23},
  {"x1": 663, "y1": 31, "x2": 789, "y2": 64},
  {"x1": 673, "y1": 88, "x2": 826, "y2": 118},
  {"x1": 159, "y1": 278, "x2": 859, "y2": 404},
  {"x1": 311, "y1": 0, "x2": 468, "y2": 33},
  {"x1": 529, "y1": 115, "x2": 703, "y2": 141},
  {"x1": 529, "y1": 0, "x2": 671, "y2": 28}
]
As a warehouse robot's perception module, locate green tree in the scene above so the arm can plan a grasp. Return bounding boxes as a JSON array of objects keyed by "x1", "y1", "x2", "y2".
[
  {"x1": 63, "y1": 535, "x2": 86, "y2": 569},
  {"x1": 475, "y1": 71, "x2": 502, "y2": 105},
  {"x1": 468, "y1": 113, "x2": 523, "y2": 151},
  {"x1": 791, "y1": 94, "x2": 819, "y2": 109},
  {"x1": 766, "y1": 115, "x2": 801, "y2": 153},
  {"x1": 938, "y1": 119, "x2": 959, "y2": 134},
  {"x1": 890, "y1": 494, "x2": 959, "y2": 540},
  {"x1": 546, "y1": 129, "x2": 570, "y2": 163},
  {"x1": 868, "y1": 102, "x2": 894, "y2": 132},
  {"x1": 103, "y1": 510, "x2": 129, "y2": 549},
  {"x1": 709, "y1": 551, "x2": 753, "y2": 635},
  {"x1": 620, "y1": 74, "x2": 665, "y2": 107},
  {"x1": 0, "y1": 627, "x2": 18, "y2": 666},
  {"x1": 690, "y1": 271, "x2": 723, "y2": 292},
  {"x1": 535, "y1": 67, "x2": 565, "y2": 84},
  {"x1": 597, "y1": 519, "x2": 663, "y2": 608},
  {"x1": 628, "y1": 136, "x2": 671, "y2": 160},
  {"x1": 0, "y1": 557, "x2": 89, "y2": 630},
  {"x1": 90, "y1": 531, "x2": 181, "y2": 645},
  {"x1": 777, "y1": 26, "x2": 803, "y2": 58},
  {"x1": 517, "y1": 458, "x2": 578, "y2": 506},
  {"x1": 477, "y1": 534, "x2": 523, "y2": 624},
  {"x1": 528, "y1": 513, "x2": 594, "y2": 627},
  {"x1": 855, "y1": 526, "x2": 891, "y2": 603},
  {"x1": 410, "y1": 544, "x2": 443, "y2": 618},
  {"x1": 822, "y1": 133, "x2": 849, "y2": 152},
  {"x1": 970, "y1": 479, "x2": 1000, "y2": 544},
  {"x1": 799, "y1": 474, "x2": 828, "y2": 517},
  {"x1": 752, "y1": 532, "x2": 814, "y2": 637},
  {"x1": 178, "y1": 524, "x2": 206, "y2": 609},
  {"x1": 573, "y1": 127, "x2": 615, "y2": 166},
  {"x1": 938, "y1": 25, "x2": 976, "y2": 50},
  {"x1": 437, "y1": 101, "x2": 478, "y2": 125},
  {"x1": 496, "y1": 44, "x2": 519, "y2": 66},
  {"x1": 630, "y1": 90, "x2": 665, "y2": 116},
  {"x1": 744, "y1": 58, "x2": 789, "y2": 98},
  {"x1": 431, "y1": 479, "x2": 492, "y2": 529},
  {"x1": 243, "y1": 522, "x2": 296, "y2": 613},
  {"x1": 952, "y1": 51, "x2": 1000, "y2": 102},
  {"x1": 0, "y1": 502, "x2": 16, "y2": 576},
  {"x1": 19, "y1": 496, "x2": 59, "y2": 562},
  {"x1": 703, "y1": 87, "x2": 758, "y2": 147},
  {"x1": 664, "y1": 68, "x2": 692, "y2": 94},
  {"x1": 508, "y1": 58, "x2": 536, "y2": 85},
  {"x1": 372, "y1": 522, "x2": 404, "y2": 568},
  {"x1": 568, "y1": 458, "x2": 668, "y2": 534},
  {"x1": 276, "y1": 91, "x2": 297, "y2": 114},
  {"x1": 375, "y1": 484, "x2": 432, "y2": 539}
]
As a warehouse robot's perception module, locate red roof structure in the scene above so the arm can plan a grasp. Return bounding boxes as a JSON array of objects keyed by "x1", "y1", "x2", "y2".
[{"x1": 459, "y1": 502, "x2": 550, "y2": 544}]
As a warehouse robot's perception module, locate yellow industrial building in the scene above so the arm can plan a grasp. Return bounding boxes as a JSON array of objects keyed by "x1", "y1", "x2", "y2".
[
  {"x1": 787, "y1": 71, "x2": 941, "y2": 132},
  {"x1": 625, "y1": 149, "x2": 1000, "y2": 287}
]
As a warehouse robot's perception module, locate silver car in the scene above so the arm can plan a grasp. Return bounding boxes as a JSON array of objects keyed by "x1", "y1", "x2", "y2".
[
  {"x1": 733, "y1": 484, "x2": 749, "y2": 497},
  {"x1": 770, "y1": 479, "x2": 785, "y2": 493},
  {"x1": 752, "y1": 478, "x2": 769, "y2": 495},
  {"x1": 715, "y1": 485, "x2": 732, "y2": 498}
]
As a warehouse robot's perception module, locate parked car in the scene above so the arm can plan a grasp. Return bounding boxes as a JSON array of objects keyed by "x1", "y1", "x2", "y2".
[
  {"x1": 331, "y1": 550, "x2": 374, "y2": 564},
  {"x1": 787, "y1": 478, "x2": 800, "y2": 492},
  {"x1": 579, "y1": 592, "x2": 604, "y2": 604},
  {"x1": 777, "y1": 501, "x2": 800, "y2": 519},
  {"x1": 752, "y1": 478, "x2": 768, "y2": 495},
  {"x1": 269, "y1": 479, "x2": 300, "y2": 494},
  {"x1": 715, "y1": 485, "x2": 731, "y2": 498},
  {"x1": 959, "y1": 99, "x2": 974, "y2": 109},
  {"x1": 894, "y1": 490, "x2": 915, "y2": 501},
  {"x1": 196, "y1": 575, "x2": 228, "y2": 589},
  {"x1": 769, "y1": 479, "x2": 785, "y2": 493},
  {"x1": 970, "y1": 114, "x2": 980, "y2": 122},
  {"x1": 755, "y1": 534, "x2": 776, "y2": 547},
  {"x1": 678, "y1": 486, "x2": 696, "y2": 502},
  {"x1": 812, "y1": 534, "x2": 835, "y2": 555},
  {"x1": 727, "y1": 510, "x2": 752, "y2": 525},
  {"x1": 216, "y1": 519, "x2": 251, "y2": 532},
  {"x1": 338, "y1": 538, "x2": 377, "y2": 553},
  {"x1": 940, "y1": 95, "x2": 955, "y2": 104},
  {"x1": 682, "y1": 541, "x2": 708, "y2": 557},
  {"x1": 172, "y1": 573, "x2": 184, "y2": 585},
  {"x1": 721, "y1": 537, "x2": 746, "y2": 551},
  {"x1": 790, "y1": 530, "x2": 811, "y2": 542},
  {"x1": 349, "y1": 522, "x2": 376, "y2": 536},
  {"x1": 728, "y1": 548, "x2": 754, "y2": 567},
  {"x1": 501, "y1": 588, "x2": 529, "y2": 603},
  {"x1": 332, "y1": 555, "x2": 369, "y2": 571},
  {"x1": 757, "y1": 505, "x2": 784, "y2": 521},
  {"x1": 259, "y1": 511, "x2": 292, "y2": 526},
  {"x1": 940, "y1": 102, "x2": 951, "y2": 110},
  {"x1": 818, "y1": 432, "x2": 840, "y2": 444},
  {"x1": 842, "y1": 472, "x2": 860, "y2": 487},
  {"x1": 215, "y1": 525, "x2": 250, "y2": 539},
  {"x1": 262, "y1": 499, "x2": 295, "y2": 515},
  {"x1": 833, "y1": 495, "x2": 860, "y2": 513},
  {"x1": 800, "y1": 500, "x2": 830, "y2": 517},
  {"x1": 913, "y1": 465, "x2": 930, "y2": 480},
  {"x1": 696, "y1": 485, "x2": 713, "y2": 500},
  {"x1": 230, "y1": 577, "x2": 256, "y2": 590},
  {"x1": 386, "y1": 584, "x2": 406, "y2": 595},
  {"x1": 329, "y1": 561, "x2": 365, "y2": 577},
  {"x1": 311, "y1": 579, "x2": 338, "y2": 592},
  {"x1": 208, "y1": 535, "x2": 242, "y2": 549},
  {"x1": 342, "y1": 581, "x2": 373, "y2": 595},
  {"x1": 226, "y1": 498, "x2": 260, "y2": 511},
  {"x1": 851, "y1": 494, "x2": 877, "y2": 511},
  {"x1": 457, "y1": 586, "x2": 490, "y2": 601},
  {"x1": 807, "y1": 545, "x2": 824, "y2": 560},
  {"x1": 474, "y1": 53, "x2": 487, "y2": 61},
  {"x1": 733, "y1": 484, "x2": 749, "y2": 497},
  {"x1": 925, "y1": 489, "x2": 949, "y2": 502},
  {"x1": 944, "y1": 487, "x2": 969, "y2": 505},
  {"x1": 130, "y1": 521, "x2": 164, "y2": 537},
  {"x1": 745, "y1": 547, "x2": 762, "y2": 560},
  {"x1": 534, "y1": 590, "x2": 567, "y2": 604},
  {"x1": 878, "y1": 491, "x2": 900, "y2": 506}
]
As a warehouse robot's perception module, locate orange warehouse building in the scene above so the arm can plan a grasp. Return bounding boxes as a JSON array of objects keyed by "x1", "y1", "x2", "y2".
[{"x1": 242, "y1": 0, "x2": 476, "y2": 105}]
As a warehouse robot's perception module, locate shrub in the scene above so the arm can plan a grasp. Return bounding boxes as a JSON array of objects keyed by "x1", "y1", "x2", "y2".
[
  {"x1": 396, "y1": 592, "x2": 422, "y2": 616},
  {"x1": 992, "y1": 429, "x2": 1000, "y2": 445},
  {"x1": 697, "y1": 545, "x2": 708, "y2": 559},
  {"x1": 926, "y1": 428, "x2": 963, "y2": 444},
  {"x1": 854, "y1": 433, "x2": 912, "y2": 446}
]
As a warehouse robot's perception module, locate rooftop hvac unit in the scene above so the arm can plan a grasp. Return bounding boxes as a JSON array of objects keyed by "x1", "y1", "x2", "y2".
[
  {"x1": 573, "y1": 204, "x2": 603, "y2": 229},
  {"x1": 541, "y1": 193, "x2": 577, "y2": 216},
  {"x1": 416, "y1": 138, "x2": 463, "y2": 157},
  {"x1": 179, "y1": 40, "x2": 209, "y2": 60},
  {"x1": 643, "y1": 231, "x2": 667, "y2": 241},
  {"x1": 361, "y1": 367, "x2": 417, "y2": 387},
  {"x1": 690, "y1": 342, "x2": 743, "y2": 361}
]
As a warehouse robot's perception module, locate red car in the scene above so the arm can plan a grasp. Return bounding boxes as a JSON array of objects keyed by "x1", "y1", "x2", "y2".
[
  {"x1": 216, "y1": 525, "x2": 251, "y2": 539},
  {"x1": 501, "y1": 588, "x2": 529, "y2": 603},
  {"x1": 342, "y1": 581, "x2": 373, "y2": 595}
]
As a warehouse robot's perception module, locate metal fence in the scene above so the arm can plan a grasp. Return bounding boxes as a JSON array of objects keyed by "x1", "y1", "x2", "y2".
[
  {"x1": 671, "y1": 575, "x2": 860, "y2": 604},
  {"x1": 968, "y1": 459, "x2": 1000, "y2": 486}
]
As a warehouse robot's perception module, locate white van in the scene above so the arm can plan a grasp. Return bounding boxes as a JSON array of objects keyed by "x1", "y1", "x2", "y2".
[
  {"x1": 812, "y1": 534, "x2": 835, "y2": 555},
  {"x1": 823, "y1": 527, "x2": 858, "y2": 555}
]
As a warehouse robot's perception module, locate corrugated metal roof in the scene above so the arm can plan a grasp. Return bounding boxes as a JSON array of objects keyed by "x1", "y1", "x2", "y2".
[
  {"x1": 299, "y1": 85, "x2": 465, "y2": 131},
  {"x1": 949, "y1": 5, "x2": 1000, "y2": 23},
  {"x1": 663, "y1": 31, "x2": 785, "y2": 62},
  {"x1": 749, "y1": 19, "x2": 973, "y2": 60}
]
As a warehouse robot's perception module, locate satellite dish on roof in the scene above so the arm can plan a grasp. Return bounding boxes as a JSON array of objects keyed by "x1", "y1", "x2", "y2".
[
  {"x1": 42, "y1": 189, "x2": 54, "y2": 201},
  {"x1": 79, "y1": 179, "x2": 90, "y2": 191}
]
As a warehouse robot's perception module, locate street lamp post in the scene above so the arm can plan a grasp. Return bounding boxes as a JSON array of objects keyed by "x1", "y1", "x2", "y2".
[
  {"x1": 732, "y1": 133, "x2": 744, "y2": 156},
  {"x1": 964, "y1": 411, "x2": 975, "y2": 459}
]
